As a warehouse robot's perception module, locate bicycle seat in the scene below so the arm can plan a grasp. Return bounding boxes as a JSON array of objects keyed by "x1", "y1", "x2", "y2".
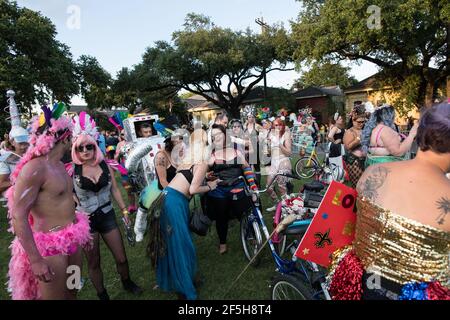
[
  {"x1": 304, "y1": 192, "x2": 323, "y2": 208},
  {"x1": 284, "y1": 219, "x2": 311, "y2": 236},
  {"x1": 303, "y1": 181, "x2": 324, "y2": 193}
]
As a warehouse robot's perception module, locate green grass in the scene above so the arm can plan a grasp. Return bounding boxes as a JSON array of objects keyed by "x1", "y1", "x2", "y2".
[{"x1": 0, "y1": 158, "x2": 309, "y2": 300}]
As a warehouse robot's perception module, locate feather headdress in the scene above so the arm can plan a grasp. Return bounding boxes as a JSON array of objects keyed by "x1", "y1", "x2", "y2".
[{"x1": 72, "y1": 111, "x2": 99, "y2": 141}]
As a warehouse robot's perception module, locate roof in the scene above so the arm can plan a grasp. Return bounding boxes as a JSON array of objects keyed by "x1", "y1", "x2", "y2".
[
  {"x1": 344, "y1": 66, "x2": 442, "y2": 94},
  {"x1": 293, "y1": 86, "x2": 343, "y2": 99},
  {"x1": 344, "y1": 75, "x2": 385, "y2": 93}
]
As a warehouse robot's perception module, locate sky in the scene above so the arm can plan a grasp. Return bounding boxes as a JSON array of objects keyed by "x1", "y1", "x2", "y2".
[{"x1": 17, "y1": 0, "x2": 379, "y2": 105}]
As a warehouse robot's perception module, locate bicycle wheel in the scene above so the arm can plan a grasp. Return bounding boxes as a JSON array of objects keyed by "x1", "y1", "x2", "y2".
[
  {"x1": 294, "y1": 157, "x2": 319, "y2": 179},
  {"x1": 240, "y1": 213, "x2": 263, "y2": 267},
  {"x1": 270, "y1": 274, "x2": 314, "y2": 300}
]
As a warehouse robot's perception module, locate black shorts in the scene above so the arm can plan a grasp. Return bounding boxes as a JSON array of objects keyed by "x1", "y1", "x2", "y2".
[{"x1": 89, "y1": 209, "x2": 119, "y2": 234}]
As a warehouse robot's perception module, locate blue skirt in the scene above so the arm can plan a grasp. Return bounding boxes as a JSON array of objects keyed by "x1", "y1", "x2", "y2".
[{"x1": 157, "y1": 187, "x2": 197, "y2": 300}]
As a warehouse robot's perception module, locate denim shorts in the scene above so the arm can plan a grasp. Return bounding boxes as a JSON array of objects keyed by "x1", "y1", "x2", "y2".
[{"x1": 89, "y1": 209, "x2": 118, "y2": 234}]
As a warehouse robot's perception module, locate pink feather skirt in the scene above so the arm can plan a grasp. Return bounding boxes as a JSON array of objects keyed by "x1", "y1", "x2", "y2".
[{"x1": 8, "y1": 212, "x2": 92, "y2": 300}]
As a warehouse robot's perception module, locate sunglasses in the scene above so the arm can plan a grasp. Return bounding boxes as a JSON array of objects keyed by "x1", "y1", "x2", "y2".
[
  {"x1": 356, "y1": 120, "x2": 366, "y2": 124},
  {"x1": 76, "y1": 144, "x2": 95, "y2": 152}
]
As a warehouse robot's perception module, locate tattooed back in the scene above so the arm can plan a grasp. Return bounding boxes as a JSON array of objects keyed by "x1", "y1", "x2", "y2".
[{"x1": 357, "y1": 160, "x2": 450, "y2": 233}]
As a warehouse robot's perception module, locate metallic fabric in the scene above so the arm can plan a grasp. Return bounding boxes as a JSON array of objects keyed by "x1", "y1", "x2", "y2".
[{"x1": 353, "y1": 197, "x2": 450, "y2": 287}]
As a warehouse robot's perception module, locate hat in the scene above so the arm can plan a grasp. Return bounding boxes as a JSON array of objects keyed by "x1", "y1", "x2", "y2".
[{"x1": 9, "y1": 126, "x2": 29, "y2": 143}]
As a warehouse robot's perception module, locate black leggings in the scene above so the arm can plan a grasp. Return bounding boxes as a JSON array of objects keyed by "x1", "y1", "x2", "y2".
[{"x1": 206, "y1": 195, "x2": 252, "y2": 245}]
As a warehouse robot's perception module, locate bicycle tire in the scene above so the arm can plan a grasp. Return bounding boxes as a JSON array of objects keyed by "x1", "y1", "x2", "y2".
[
  {"x1": 294, "y1": 157, "x2": 319, "y2": 179},
  {"x1": 240, "y1": 214, "x2": 263, "y2": 267},
  {"x1": 270, "y1": 274, "x2": 314, "y2": 300}
]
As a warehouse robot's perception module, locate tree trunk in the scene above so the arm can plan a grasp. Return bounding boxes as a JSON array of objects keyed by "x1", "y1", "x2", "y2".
[
  {"x1": 425, "y1": 81, "x2": 434, "y2": 108},
  {"x1": 447, "y1": 76, "x2": 450, "y2": 101}
]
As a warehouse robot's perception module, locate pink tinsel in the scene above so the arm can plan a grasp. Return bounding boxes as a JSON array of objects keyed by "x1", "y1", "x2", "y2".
[
  {"x1": 8, "y1": 212, "x2": 92, "y2": 300},
  {"x1": 329, "y1": 250, "x2": 364, "y2": 300}
]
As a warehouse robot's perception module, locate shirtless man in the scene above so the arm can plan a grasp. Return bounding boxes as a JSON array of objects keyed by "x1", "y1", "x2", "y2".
[{"x1": 7, "y1": 112, "x2": 91, "y2": 300}]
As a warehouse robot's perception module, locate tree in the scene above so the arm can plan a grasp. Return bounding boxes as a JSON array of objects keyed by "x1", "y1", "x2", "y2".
[
  {"x1": 76, "y1": 55, "x2": 112, "y2": 110},
  {"x1": 292, "y1": 0, "x2": 449, "y2": 110},
  {"x1": 0, "y1": 0, "x2": 78, "y2": 117},
  {"x1": 294, "y1": 62, "x2": 358, "y2": 89},
  {"x1": 136, "y1": 13, "x2": 295, "y2": 117}
]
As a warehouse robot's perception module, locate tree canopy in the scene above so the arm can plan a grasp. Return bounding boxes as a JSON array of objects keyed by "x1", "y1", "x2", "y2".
[
  {"x1": 133, "y1": 13, "x2": 295, "y2": 117},
  {"x1": 292, "y1": 0, "x2": 449, "y2": 112},
  {"x1": 294, "y1": 62, "x2": 358, "y2": 89},
  {"x1": 76, "y1": 55, "x2": 112, "y2": 110},
  {"x1": 0, "y1": 0, "x2": 78, "y2": 117}
]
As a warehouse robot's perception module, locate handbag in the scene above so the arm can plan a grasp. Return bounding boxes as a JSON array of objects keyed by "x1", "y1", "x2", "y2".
[{"x1": 189, "y1": 194, "x2": 212, "y2": 236}]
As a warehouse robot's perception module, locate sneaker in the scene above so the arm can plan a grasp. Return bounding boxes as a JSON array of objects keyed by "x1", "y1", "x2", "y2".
[
  {"x1": 122, "y1": 279, "x2": 143, "y2": 296},
  {"x1": 135, "y1": 233, "x2": 144, "y2": 242},
  {"x1": 266, "y1": 205, "x2": 277, "y2": 212}
]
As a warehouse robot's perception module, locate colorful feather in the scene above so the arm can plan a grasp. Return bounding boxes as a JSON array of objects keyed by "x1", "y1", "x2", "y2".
[
  {"x1": 51, "y1": 102, "x2": 67, "y2": 120},
  {"x1": 41, "y1": 105, "x2": 52, "y2": 128}
]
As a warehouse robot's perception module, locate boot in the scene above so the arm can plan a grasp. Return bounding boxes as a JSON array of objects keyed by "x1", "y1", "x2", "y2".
[
  {"x1": 97, "y1": 289, "x2": 110, "y2": 300},
  {"x1": 122, "y1": 278, "x2": 143, "y2": 296}
]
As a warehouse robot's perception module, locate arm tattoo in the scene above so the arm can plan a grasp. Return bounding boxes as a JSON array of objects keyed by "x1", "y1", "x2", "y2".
[
  {"x1": 358, "y1": 166, "x2": 390, "y2": 201},
  {"x1": 155, "y1": 154, "x2": 167, "y2": 167},
  {"x1": 436, "y1": 197, "x2": 450, "y2": 225}
]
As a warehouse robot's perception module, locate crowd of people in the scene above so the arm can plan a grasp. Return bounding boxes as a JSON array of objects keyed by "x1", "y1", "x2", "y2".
[{"x1": 1, "y1": 93, "x2": 449, "y2": 300}]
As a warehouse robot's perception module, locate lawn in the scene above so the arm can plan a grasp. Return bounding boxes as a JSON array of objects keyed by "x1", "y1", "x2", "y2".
[{"x1": 0, "y1": 158, "x2": 309, "y2": 300}]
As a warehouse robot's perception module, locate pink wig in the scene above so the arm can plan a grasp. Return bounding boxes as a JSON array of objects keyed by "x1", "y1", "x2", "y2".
[{"x1": 71, "y1": 134, "x2": 104, "y2": 165}]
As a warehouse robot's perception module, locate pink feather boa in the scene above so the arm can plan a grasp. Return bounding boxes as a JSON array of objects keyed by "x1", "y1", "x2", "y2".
[
  {"x1": 5, "y1": 117, "x2": 73, "y2": 233},
  {"x1": 8, "y1": 212, "x2": 92, "y2": 300}
]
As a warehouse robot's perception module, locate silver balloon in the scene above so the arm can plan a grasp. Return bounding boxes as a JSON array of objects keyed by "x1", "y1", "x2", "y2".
[{"x1": 125, "y1": 139, "x2": 153, "y2": 173}]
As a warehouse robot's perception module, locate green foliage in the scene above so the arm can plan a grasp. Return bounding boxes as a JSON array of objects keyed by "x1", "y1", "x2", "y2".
[
  {"x1": 76, "y1": 55, "x2": 112, "y2": 110},
  {"x1": 295, "y1": 62, "x2": 358, "y2": 89},
  {"x1": 0, "y1": 0, "x2": 78, "y2": 114},
  {"x1": 133, "y1": 13, "x2": 295, "y2": 117},
  {"x1": 292, "y1": 0, "x2": 449, "y2": 108}
]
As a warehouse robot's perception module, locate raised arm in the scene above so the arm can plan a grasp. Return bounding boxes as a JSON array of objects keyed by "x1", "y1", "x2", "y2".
[
  {"x1": 381, "y1": 123, "x2": 417, "y2": 157},
  {"x1": 154, "y1": 152, "x2": 170, "y2": 189}
]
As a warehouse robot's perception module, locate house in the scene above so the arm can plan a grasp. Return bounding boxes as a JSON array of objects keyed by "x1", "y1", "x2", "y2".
[
  {"x1": 344, "y1": 74, "x2": 398, "y2": 113},
  {"x1": 293, "y1": 86, "x2": 344, "y2": 124},
  {"x1": 184, "y1": 94, "x2": 225, "y2": 125}
]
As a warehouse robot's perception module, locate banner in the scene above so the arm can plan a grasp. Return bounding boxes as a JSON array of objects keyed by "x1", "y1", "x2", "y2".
[{"x1": 295, "y1": 181, "x2": 357, "y2": 267}]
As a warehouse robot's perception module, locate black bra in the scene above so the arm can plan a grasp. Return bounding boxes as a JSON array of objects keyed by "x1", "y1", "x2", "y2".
[
  {"x1": 75, "y1": 161, "x2": 110, "y2": 192},
  {"x1": 179, "y1": 166, "x2": 194, "y2": 184}
]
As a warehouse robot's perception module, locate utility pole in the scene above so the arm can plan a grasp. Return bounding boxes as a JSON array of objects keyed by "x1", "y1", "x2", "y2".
[{"x1": 255, "y1": 17, "x2": 269, "y2": 103}]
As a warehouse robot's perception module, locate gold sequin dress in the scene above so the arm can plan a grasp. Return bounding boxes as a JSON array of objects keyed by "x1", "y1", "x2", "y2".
[{"x1": 353, "y1": 197, "x2": 450, "y2": 287}]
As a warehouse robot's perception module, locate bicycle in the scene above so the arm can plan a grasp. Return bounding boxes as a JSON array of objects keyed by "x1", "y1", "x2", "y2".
[
  {"x1": 294, "y1": 141, "x2": 344, "y2": 182},
  {"x1": 236, "y1": 172, "x2": 317, "y2": 266},
  {"x1": 230, "y1": 173, "x2": 331, "y2": 300}
]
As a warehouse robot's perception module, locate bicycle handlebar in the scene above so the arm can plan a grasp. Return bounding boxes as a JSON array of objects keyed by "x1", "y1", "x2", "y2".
[{"x1": 235, "y1": 172, "x2": 302, "y2": 196}]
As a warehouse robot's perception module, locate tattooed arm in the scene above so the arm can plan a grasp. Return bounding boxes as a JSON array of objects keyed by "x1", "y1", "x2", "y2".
[
  {"x1": 356, "y1": 165, "x2": 390, "y2": 202},
  {"x1": 154, "y1": 152, "x2": 170, "y2": 189}
]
